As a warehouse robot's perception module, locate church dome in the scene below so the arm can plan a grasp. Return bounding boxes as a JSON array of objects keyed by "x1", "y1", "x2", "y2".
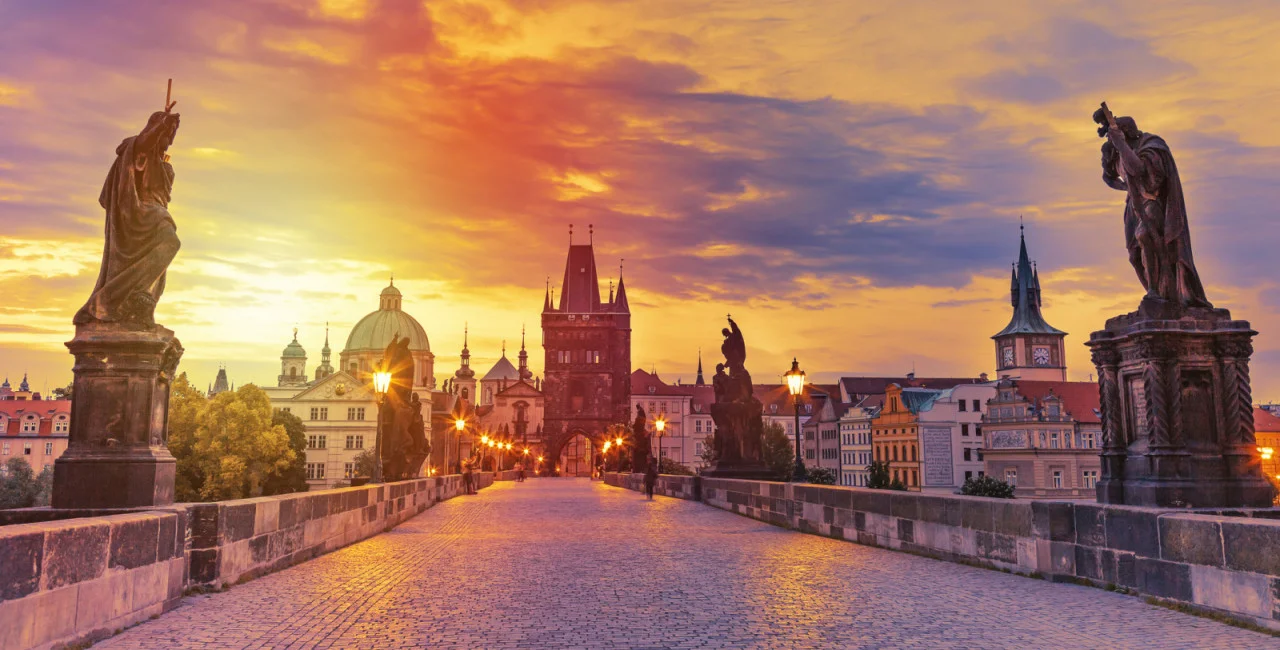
[
  {"x1": 344, "y1": 282, "x2": 431, "y2": 354},
  {"x1": 282, "y1": 333, "x2": 306, "y2": 358}
]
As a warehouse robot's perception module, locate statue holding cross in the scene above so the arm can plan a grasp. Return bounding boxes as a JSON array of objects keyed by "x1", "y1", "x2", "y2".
[{"x1": 75, "y1": 80, "x2": 182, "y2": 328}]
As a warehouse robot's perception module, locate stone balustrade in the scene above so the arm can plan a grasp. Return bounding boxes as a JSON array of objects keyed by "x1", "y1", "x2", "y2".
[
  {"x1": 0, "y1": 473, "x2": 494, "y2": 650},
  {"x1": 604, "y1": 473, "x2": 1280, "y2": 631}
]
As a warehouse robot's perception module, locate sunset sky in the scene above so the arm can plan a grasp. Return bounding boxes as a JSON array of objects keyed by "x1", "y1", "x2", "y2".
[{"x1": 4, "y1": 1, "x2": 1280, "y2": 399}]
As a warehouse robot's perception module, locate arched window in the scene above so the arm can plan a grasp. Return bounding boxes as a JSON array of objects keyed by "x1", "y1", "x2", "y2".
[
  {"x1": 349, "y1": 363, "x2": 357, "y2": 373},
  {"x1": 289, "y1": 367, "x2": 296, "y2": 377},
  {"x1": 892, "y1": 446, "x2": 899, "y2": 461},
  {"x1": 911, "y1": 446, "x2": 917, "y2": 462}
]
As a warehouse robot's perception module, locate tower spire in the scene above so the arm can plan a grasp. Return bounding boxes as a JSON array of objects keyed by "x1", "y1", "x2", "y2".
[{"x1": 696, "y1": 348, "x2": 705, "y2": 386}]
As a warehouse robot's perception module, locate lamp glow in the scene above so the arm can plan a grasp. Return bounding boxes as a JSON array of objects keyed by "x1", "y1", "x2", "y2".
[
  {"x1": 373, "y1": 370, "x2": 392, "y2": 396},
  {"x1": 455, "y1": 418, "x2": 465, "y2": 432},
  {"x1": 785, "y1": 357, "x2": 805, "y2": 397}
]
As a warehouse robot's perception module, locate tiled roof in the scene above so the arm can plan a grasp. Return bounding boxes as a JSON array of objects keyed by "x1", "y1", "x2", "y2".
[
  {"x1": 630, "y1": 369, "x2": 688, "y2": 397},
  {"x1": 1010, "y1": 380, "x2": 1101, "y2": 424},
  {"x1": 0, "y1": 399, "x2": 71, "y2": 437},
  {"x1": 1254, "y1": 407, "x2": 1280, "y2": 433},
  {"x1": 840, "y1": 376, "x2": 985, "y2": 400}
]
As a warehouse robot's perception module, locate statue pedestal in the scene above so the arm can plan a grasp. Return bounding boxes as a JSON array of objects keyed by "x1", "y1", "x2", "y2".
[
  {"x1": 1088, "y1": 299, "x2": 1273, "y2": 508},
  {"x1": 52, "y1": 323, "x2": 183, "y2": 509},
  {"x1": 704, "y1": 398, "x2": 773, "y2": 479}
]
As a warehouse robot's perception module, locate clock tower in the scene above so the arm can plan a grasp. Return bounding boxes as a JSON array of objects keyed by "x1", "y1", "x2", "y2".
[{"x1": 992, "y1": 225, "x2": 1066, "y2": 381}]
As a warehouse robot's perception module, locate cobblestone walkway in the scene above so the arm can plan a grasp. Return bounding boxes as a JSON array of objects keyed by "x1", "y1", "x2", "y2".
[{"x1": 100, "y1": 480, "x2": 1275, "y2": 649}]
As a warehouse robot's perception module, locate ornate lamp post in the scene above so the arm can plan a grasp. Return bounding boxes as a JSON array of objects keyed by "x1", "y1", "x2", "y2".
[
  {"x1": 453, "y1": 417, "x2": 466, "y2": 475},
  {"x1": 654, "y1": 416, "x2": 666, "y2": 472},
  {"x1": 372, "y1": 368, "x2": 392, "y2": 483},
  {"x1": 615, "y1": 435, "x2": 625, "y2": 472},
  {"x1": 785, "y1": 358, "x2": 806, "y2": 482}
]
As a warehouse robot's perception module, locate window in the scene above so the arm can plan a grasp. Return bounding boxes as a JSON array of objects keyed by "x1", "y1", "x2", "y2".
[
  {"x1": 308, "y1": 434, "x2": 327, "y2": 449},
  {"x1": 964, "y1": 470, "x2": 973, "y2": 482},
  {"x1": 958, "y1": 401, "x2": 967, "y2": 412},
  {"x1": 1082, "y1": 470, "x2": 1098, "y2": 489},
  {"x1": 21, "y1": 416, "x2": 38, "y2": 434},
  {"x1": 1049, "y1": 432, "x2": 1059, "y2": 449},
  {"x1": 910, "y1": 446, "x2": 917, "y2": 462},
  {"x1": 348, "y1": 407, "x2": 365, "y2": 421},
  {"x1": 280, "y1": 407, "x2": 291, "y2": 414},
  {"x1": 44, "y1": 442, "x2": 53, "y2": 455},
  {"x1": 53, "y1": 417, "x2": 69, "y2": 433},
  {"x1": 977, "y1": 450, "x2": 983, "y2": 461},
  {"x1": 972, "y1": 400, "x2": 981, "y2": 412},
  {"x1": 23, "y1": 443, "x2": 32, "y2": 455},
  {"x1": 344, "y1": 463, "x2": 356, "y2": 479},
  {"x1": 1083, "y1": 432, "x2": 1095, "y2": 449},
  {"x1": 1004, "y1": 468, "x2": 1017, "y2": 486},
  {"x1": 963, "y1": 448, "x2": 972, "y2": 462},
  {"x1": 961, "y1": 424, "x2": 970, "y2": 437},
  {"x1": 1, "y1": 442, "x2": 7, "y2": 455},
  {"x1": 1052, "y1": 470, "x2": 1063, "y2": 489},
  {"x1": 806, "y1": 449, "x2": 815, "y2": 460},
  {"x1": 306, "y1": 463, "x2": 325, "y2": 480},
  {"x1": 1048, "y1": 404, "x2": 1061, "y2": 417},
  {"x1": 911, "y1": 470, "x2": 918, "y2": 486},
  {"x1": 695, "y1": 442, "x2": 704, "y2": 456},
  {"x1": 345, "y1": 435, "x2": 364, "y2": 450}
]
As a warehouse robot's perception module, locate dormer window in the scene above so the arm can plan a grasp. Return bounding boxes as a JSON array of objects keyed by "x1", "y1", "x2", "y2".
[
  {"x1": 648, "y1": 386, "x2": 655, "y2": 394},
  {"x1": 770, "y1": 404, "x2": 777, "y2": 414}
]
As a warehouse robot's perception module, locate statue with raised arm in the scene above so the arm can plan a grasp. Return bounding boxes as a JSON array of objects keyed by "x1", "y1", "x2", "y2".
[
  {"x1": 1094, "y1": 103, "x2": 1212, "y2": 310},
  {"x1": 75, "y1": 97, "x2": 182, "y2": 327},
  {"x1": 720, "y1": 316, "x2": 746, "y2": 374}
]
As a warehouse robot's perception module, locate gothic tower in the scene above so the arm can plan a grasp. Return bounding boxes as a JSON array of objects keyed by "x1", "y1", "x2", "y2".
[
  {"x1": 992, "y1": 224, "x2": 1067, "y2": 381},
  {"x1": 541, "y1": 230, "x2": 632, "y2": 471},
  {"x1": 454, "y1": 325, "x2": 477, "y2": 403}
]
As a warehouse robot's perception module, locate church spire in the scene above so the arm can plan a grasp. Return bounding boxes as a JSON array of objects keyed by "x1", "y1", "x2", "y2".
[
  {"x1": 518, "y1": 325, "x2": 532, "y2": 381},
  {"x1": 456, "y1": 324, "x2": 474, "y2": 379},
  {"x1": 695, "y1": 348, "x2": 705, "y2": 386},
  {"x1": 614, "y1": 259, "x2": 629, "y2": 313},
  {"x1": 543, "y1": 277, "x2": 552, "y2": 313}
]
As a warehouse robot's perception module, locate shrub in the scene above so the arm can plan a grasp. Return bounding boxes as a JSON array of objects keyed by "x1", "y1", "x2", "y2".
[
  {"x1": 960, "y1": 475, "x2": 1016, "y2": 499},
  {"x1": 805, "y1": 466, "x2": 837, "y2": 485},
  {"x1": 658, "y1": 457, "x2": 694, "y2": 476},
  {"x1": 761, "y1": 421, "x2": 795, "y2": 481}
]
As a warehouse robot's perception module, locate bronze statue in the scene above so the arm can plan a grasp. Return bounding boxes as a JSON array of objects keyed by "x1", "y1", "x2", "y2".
[
  {"x1": 75, "y1": 105, "x2": 182, "y2": 327},
  {"x1": 1094, "y1": 103, "x2": 1212, "y2": 310},
  {"x1": 705, "y1": 316, "x2": 769, "y2": 478}
]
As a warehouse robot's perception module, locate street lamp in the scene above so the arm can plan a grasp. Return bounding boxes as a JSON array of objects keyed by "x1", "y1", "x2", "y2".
[
  {"x1": 372, "y1": 368, "x2": 393, "y2": 483},
  {"x1": 785, "y1": 357, "x2": 806, "y2": 482},
  {"x1": 452, "y1": 417, "x2": 466, "y2": 475},
  {"x1": 603, "y1": 441, "x2": 612, "y2": 473},
  {"x1": 654, "y1": 415, "x2": 666, "y2": 473}
]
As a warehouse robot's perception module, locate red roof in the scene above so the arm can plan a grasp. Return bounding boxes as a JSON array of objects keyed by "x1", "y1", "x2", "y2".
[
  {"x1": 1010, "y1": 381, "x2": 1101, "y2": 424},
  {"x1": 630, "y1": 369, "x2": 688, "y2": 397},
  {"x1": 0, "y1": 399, "x2": 71, "y2": 437},
  {"x1": 1254, "y1": 407, "x2": 1280, "y2": 433}
]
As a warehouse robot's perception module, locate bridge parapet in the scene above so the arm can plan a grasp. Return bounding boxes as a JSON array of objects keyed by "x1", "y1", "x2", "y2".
[
  {"x1": 0, "y1": 473, "x2": 492, "y2": 650},
  {"x1": 604, "y1": 473, "x2": 1280, "y2": 632}
]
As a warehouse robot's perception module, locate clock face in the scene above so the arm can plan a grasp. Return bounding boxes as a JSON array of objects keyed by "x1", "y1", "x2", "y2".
[
  {"x1": 1001, "y1": 347, "x2": 1014, "y2": 367},
  {"x1": 1033, "y1": 347, "x2": 1051, "y2": 366}
]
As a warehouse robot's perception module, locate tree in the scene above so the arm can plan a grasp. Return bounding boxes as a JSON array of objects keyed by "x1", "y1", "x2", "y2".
[
  {"x1": 50, "y1": 382, "x2": 74, "y2": 401},
  {"x1": 761, "y1": 421, "x2": 794, "y2": 481},
  {"x1": 805, "y1": 466, "x2": 837, "y2": 485},
  {"x1": 166, "y1": 377, "x2": 298, "y2": 502},
  {"x1": 699, "y1": 434, "x2": 716, "y2": 467},
  {"x1": 262, "y1": 409, "x2": 308, "y2": 495},
  {"x1": 658, "y1": 457, "x2": 694, "y2": 476},
  {"x1": 33, "y1": 465, "x2": 53, "y2": 506},
  {"x1": 168, "y1": 373, "x2": 207, "y2": 502},
  {"x1": 866, "y1": 461, "x2": 906, "y2": 491},
  {"x1": 959, "y1": 475, "x2": 1016, "y2": 499},
  {"x1": 0, "y1": 458, "x2": 40, "y2": 509},
  {"x1": 353, "y1": 449, "x2": 377, "y2": 478}
]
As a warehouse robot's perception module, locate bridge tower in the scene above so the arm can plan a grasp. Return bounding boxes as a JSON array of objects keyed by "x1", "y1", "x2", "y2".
[{"x1": 540, "y1": 228, "x2": 631, "y2": 474}]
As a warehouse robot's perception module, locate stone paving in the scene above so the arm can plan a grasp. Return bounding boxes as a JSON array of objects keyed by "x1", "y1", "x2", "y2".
[{"x1": 99, "y1": 480, "x2": 1276, "y2": 649}]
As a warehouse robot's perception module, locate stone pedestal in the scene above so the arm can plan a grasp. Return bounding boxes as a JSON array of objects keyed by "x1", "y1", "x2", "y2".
[
  {"x1": 52, "y1": 323, "x2": 183, "y2": 508},
  {"x1": 704, "y1": 397, "x2": 773, "y2": 479},
  {"x1": 1087, "y1": 299, "x2": 1273, "y2": 508}
]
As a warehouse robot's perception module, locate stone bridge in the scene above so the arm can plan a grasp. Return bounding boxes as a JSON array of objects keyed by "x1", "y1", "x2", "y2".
[{"x1": 2, "y1": 476, "x2": 1278, "y2": 649}]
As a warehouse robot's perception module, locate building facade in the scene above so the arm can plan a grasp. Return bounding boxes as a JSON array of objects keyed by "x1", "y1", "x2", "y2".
[
  {"x1": 871, "y1": 384, "x2": 942, "y2": 490},
  {"x1": 0, "y1": 385, "x2": 70, "y2": 475},
  {"x1": 981, "y1": 379, "x2": 1102, "y2": 498},
  {"x1": 838, "y1": 399, "x2": 877, "y2": 486},
  {"x1": 540, "y1": 236, "x2": 632, "y2": 474},
  {"x1": 914, "y1": 383, "x2": 996, "y2": 491},
  {"x1": 266, "y1": 282, "x2": 434, "y2": 489}
]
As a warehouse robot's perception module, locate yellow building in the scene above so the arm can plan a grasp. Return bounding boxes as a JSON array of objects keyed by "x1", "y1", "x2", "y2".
[
  {"x1": 1255, "y1": 407, "x2": 1280, "y2": 483},
  {"x1": 872, "y1": 384, "x2": 943, "y2": 490}
]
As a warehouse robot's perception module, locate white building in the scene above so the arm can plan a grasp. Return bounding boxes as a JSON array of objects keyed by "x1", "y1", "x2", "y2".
[
  {"x1": 915, "y1": 383, "x2": 997, "y2": 492},
  {"x1": 838, "y1": 399, "x2": 877, "y2": 486},
  {"x1": 265, "y1": 282, "x2": 434, "y2": 489}
]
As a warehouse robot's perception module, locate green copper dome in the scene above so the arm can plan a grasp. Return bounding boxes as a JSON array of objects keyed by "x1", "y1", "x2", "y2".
[
  {"x1": 343, "y1": 282, "x2": 431, "y2": 353},
  {"x1": 282, "y1": 332, "x2": 306, "y2": 358}
]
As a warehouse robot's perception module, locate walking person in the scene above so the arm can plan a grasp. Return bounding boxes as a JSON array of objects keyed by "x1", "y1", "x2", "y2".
[
  {"x1": 644, "y1": 457, "x2": 658, "y2": 500},
  {"x1": 462, "y1": 458, "x2": 475, "y2": 495}
]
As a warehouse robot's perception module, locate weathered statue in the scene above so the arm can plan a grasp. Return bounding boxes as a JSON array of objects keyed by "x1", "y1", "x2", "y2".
[
  {"x1": 631, "y1": 403, "x2": 650, "y2": 472},
  {"x1": 409, "y1": 392, "x2": 428, "y2": 455},
  {"x1": 75, "y1": 108, "x2": 182, "y2": 327},
  {"x1": 1094, "y1": 104, "x2": 1212, "y2": 310},
  {"x1": 705, "y1": 316, "x2": 769, "y2": 478},
  {"x1": 378, "y1": 334, "x2": 426, "y2": 480}
]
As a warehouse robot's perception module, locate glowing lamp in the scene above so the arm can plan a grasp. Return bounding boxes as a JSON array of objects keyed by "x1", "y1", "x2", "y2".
[
  {"x1": 655, "y1": 417, "x2": 666, "y2": 433},
  {"x1": 785, "y1": 357, "x2": 805, "y2": 397},
  {"x1": 616, "y1": 436, "x2": 624, "y2": 446},
  {"x1": 455, "y1": 418, "x2": 465, "y2": 432},
  {"x1": 373, "y1": 370, "x2": 392, "y2": 397}
]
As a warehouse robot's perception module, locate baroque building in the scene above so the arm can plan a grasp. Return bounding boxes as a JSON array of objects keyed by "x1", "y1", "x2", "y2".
[
  {"x1": 540, "y1": 233, "x2": 632, "y2": 474},
  {"x1": 265, "y1": 281, "x2": 435, "y2": 489}
]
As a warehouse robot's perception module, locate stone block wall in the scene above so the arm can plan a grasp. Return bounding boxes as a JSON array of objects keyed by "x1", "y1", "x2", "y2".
[
  {"x1": 0, "y1": 473, "x2": 489, "y2": 650},
  {"x1": 603, "y1": 473, "x2": 1280, "y2": 631},
  {"x1": 604, "y1": 472, "x2": 699, "y2": 500}
]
